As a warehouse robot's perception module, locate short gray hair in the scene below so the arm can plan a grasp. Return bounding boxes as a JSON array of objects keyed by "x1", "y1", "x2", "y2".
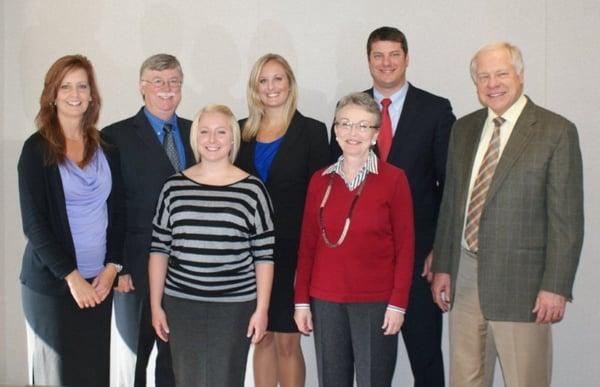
[
  {"x1": 470, "y1": 42, "x2": 524, "y2": 83},
  {"x1": 335, "y1": 92, "x2": 381, "y2": 128},
  {"x1": 139, "y1": 53, "x2": 183, "y2": 80}
]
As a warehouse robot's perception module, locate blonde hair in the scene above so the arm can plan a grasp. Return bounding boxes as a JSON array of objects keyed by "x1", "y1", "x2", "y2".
[
  {"x1": 190, "y1": 104, "x2": 241, "y2": 163},
  {"x1": 243, "y1": 53, "x2": 298, "y2": 141}
]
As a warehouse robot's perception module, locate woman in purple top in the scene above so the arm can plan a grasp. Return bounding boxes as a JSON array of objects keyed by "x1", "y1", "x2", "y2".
[{"x1": 17, "y1": 55, "x2": 125, "y2": 387}]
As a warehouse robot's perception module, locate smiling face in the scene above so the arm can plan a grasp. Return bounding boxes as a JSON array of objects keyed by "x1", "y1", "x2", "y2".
[
  {"x1": 474, "y1": 48, "x2": 524, "y2": 116},
  {"x1": 139, "y1": 68, "x2": 182, "y2": 120},
  {"x1": 55, "y1": 68, "x2": 91, "y2": 122},
  {"x1": 368, "y1": 40, "x2": 409, "y2": 95},
  {"x1": 257, "y1": 60, "x2": 290, "y2": 109},
  {"x1": 195, "y1": 111, "x2": 233, "y2": 163},
  {"x1": 334, "y1": 104, "x2": 379, "y2": 160}
]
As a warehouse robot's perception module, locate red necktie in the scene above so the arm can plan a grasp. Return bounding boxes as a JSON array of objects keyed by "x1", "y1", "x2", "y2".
[{"x1": 378, "y1": 98, "x2": 393, "y2": 161}]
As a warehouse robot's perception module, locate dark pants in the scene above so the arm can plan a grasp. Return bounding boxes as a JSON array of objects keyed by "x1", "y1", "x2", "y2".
[
  {"x1": 22, "y1": 284, "x2": 112, "y2": 387},
  {"x1": 401, "y1": 271, "x2": 445, "y2": 387},
  {"x1": 311, "y1": 298, "x2": 398, "y2": 387},
  {"x1": 163, "y1": 295, "x2": 254, "y2": 387},
  {"x1": 113, "y1": 290, "x2": 174, "y2": 387}
]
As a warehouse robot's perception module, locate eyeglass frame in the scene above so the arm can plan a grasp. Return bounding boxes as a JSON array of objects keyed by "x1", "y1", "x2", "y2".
[
  {"x1": 140, "y1": 78, "x2": 183, "y2": 89},
  {"x1": 334, "y1": 120, "x2": 379, "y2": 134}
]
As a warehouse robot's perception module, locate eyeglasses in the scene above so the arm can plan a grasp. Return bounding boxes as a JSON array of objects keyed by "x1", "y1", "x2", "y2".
[
  {"x1": 141, "y1": 78, "x2": 183, "y2": 89},
  {"x1": 335, "y1": 120, "x2": 378, "y2": 133}
]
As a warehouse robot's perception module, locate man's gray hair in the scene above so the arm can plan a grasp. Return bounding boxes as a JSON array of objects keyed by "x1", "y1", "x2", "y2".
[
  {"x1": 470, "y1": 42, "x2": 524, "y2": 83},
  {"x1": 139, "y1": 53, "x2": 183, "y2": 79}
]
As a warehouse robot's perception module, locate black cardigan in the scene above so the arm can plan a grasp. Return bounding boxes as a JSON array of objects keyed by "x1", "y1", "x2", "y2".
[{"x1": 18, "y1": 131, "x2": 125, "y2": 295}]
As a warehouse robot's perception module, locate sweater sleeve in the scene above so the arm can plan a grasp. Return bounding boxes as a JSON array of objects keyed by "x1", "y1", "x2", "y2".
[
  {"x1": 250, "y1": 179, "x2": 275, "y2": 264},
  {"x1": 388, "y1": 170, "x2": 415, "y2": 309},
  {"x1": 17, "y1": 138, "x2": 77, "y2": 279},
  {"x1": 103, "y1": 138, "x2": 126, "y2": 266},
  {"x1": 294, "y1": 172, "x2": 321, "y2": 306},
  {"x1": 150, "y1": 180, "x2": 173, "y2": 256}
]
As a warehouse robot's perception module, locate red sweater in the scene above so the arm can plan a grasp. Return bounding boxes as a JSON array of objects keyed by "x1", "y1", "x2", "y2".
[{"x1": 294, "y1": 161, "x2": 415, "y2": 309}]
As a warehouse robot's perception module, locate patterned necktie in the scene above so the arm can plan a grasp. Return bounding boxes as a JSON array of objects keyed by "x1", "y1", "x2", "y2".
[
  {"x1": 378, "y1": 98, "x2": 393, "y2": 161},
  {"x1": 464, "y1": 116, "x2": 506, "y2": 252},
  {"x1": 163, "y1": 123, "x2": 181, "y2": 171}
]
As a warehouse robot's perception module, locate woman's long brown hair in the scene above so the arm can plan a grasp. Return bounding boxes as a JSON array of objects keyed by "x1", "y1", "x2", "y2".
[{"x1": 35, "y1": 54, "x2": 102, "y2": 166}]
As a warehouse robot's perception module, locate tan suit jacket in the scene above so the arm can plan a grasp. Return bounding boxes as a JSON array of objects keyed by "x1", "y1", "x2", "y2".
[{"x1": 432, "y1": 97, "x2": 584, "y2": 322}]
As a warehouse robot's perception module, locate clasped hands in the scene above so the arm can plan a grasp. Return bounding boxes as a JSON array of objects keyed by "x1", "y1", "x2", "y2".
[{"x1": 65, "y1": 265, "x2": 119, "y2": 309}]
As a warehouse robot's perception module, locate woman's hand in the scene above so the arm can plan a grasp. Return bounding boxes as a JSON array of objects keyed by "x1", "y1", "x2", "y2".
[
  {"x1": 92, "y1": 265, "x2": 118, "y2": 301},
  {"x1": 247, "y1": 309, "x2": 268, "y2": 344},
  {"x1": 65, "y1": 270, "x2": 102, "y2": 309},
  {"x1": 294, "y1": 308, "x2": 313, "y2": 335},
  {"x1": 382, "y1": 309, "x2": 404, "y2": 335},
  {"x1": 151, "y1": 305, "x2": 170, "y2": 342}
]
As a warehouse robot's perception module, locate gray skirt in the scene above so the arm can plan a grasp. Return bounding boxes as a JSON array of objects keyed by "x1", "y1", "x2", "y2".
[
  {"x1": 163, "y1": 295, "x2": 255, "y2": 387},
  {"x1": 21, "y1": 284, "x2": 112, "y2": 387}
]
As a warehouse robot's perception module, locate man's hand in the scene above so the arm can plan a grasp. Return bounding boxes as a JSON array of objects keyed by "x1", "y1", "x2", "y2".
[
  {"x1": 532, "y1": 290, "x2": 567, "y2": 324},
  {"x1": 114, "y1": 274, "x2": 135, "y2": 293},
  {"x1": 421, "y1": 251, "x2": 434, "y2": 283},
  {"x1": 431, "y1": 273, "x2": 452, "y2": 312}
]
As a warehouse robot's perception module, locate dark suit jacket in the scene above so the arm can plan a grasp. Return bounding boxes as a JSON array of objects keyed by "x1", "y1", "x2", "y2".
[
  {"x1": 236, "y1": 110, "x2": 329, "y2": 265},
  {"x1": 432, "y1": 97, "x2": 584, "y2": 321},
  {"x1": 102, "y1": 108, "x2": 194, "y2": 293},
  {"x1": 330, "y1": 84, "x2": 455, "y2": 265},
  {"x1": 18, "y1": 132, "x2": 125, "y2": 295}
]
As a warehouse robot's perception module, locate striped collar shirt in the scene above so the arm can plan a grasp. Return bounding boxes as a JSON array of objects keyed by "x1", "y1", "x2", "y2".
[{"x1": 322, "y1": 150, "x2": 379, "y2": 191}]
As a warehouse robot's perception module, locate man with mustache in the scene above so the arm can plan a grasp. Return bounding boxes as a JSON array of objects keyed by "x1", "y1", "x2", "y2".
[{"x1": 103, "y1": 54, "x2": 195, "y2": 387}]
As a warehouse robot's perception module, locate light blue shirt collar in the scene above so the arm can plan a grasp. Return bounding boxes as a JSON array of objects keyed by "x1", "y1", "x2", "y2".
[{"x1": 373, "y1": 82, "x2": 409, "y2": 133}]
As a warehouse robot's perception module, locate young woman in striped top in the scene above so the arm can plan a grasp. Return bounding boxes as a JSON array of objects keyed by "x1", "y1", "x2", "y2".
[{"x1": 148, "y1": 104, "x2": 275, "y2": 386}]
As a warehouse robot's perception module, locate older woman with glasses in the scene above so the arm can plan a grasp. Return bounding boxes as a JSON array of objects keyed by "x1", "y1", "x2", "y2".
[{"x1": 294, "y1": 92, "x2": 415, "y2": 387}]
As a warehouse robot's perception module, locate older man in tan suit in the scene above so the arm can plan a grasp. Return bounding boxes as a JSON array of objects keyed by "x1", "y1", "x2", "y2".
[{"x1": 431, "y1": 42, "x2": 584, "y2": 387}]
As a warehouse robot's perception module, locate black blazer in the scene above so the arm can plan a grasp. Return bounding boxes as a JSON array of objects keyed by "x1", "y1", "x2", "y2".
[
  {"x1": 330, "y1": 84, "x2": 455, "y2": 265},
  {"x1": 236, "y1": 110, "x2": 329, "y2": 264},
  {"x1": 102, "y1": 108, "x2": 194, "y2": 292},
  {"x1": 18, "y1": 132, "x2": 125, "y2": 296}
]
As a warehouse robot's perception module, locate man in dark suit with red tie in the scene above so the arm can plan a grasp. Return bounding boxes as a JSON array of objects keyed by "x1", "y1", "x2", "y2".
[{"x1": 330, "y1": 26, "x2": 455, "y2": 386}]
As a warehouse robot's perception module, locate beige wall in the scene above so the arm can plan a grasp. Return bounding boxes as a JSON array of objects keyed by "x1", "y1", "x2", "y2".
[{"x1": 2, "y1": 0, "x2": 599, "y2": 385}]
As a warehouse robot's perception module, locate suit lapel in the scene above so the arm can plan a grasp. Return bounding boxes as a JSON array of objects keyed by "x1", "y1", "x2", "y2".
[
  {"x1": 457, "y1": 110, "x2": 487, "y2": 213},
  {"x1": 486, "y1": 99, "x2": 537, "y2": 203},
  {"x1": 266, "y1": 111, "x2": 302, "y2": 182},
  {"x1": 389, "y1": 83, "x2": 417, "y2": 157},
  {"x1": 177, "y1": 117, "x2": 196, "y2": 167},
  {"x1": 132, "y1": 109, "x2": 176, "y2": 173}
]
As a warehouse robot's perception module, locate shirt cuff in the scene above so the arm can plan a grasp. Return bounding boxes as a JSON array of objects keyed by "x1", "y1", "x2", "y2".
[{"x1": 387, "y1": 304, "x2": 406, "y2": 314}]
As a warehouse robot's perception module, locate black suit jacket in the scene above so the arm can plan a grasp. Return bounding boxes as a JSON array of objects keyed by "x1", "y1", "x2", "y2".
[
  {"x1": 102, "y1": 108, "x2": 194, "y2": 292},
  {"x1": 236, "y1": 110, "x2": 329, "y2": 265},
  {"x1": 18, "y1": 132, "x2": 125, "y2": 295},
  {"x1": 330, "y1": 84, "x2": 455, "y2": 265}
]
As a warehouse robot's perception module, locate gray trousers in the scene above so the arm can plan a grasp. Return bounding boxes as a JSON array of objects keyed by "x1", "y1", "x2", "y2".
[
  {"x1": 163, "y1": 295, "x2": 255, "y2": 387},
  {"x1": 311, "y1": 298, "x2": 398, "y2": 387}
]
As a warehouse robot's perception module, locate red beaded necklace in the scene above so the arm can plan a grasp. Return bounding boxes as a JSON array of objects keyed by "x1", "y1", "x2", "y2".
[{"x1": 319, "y1": 172, "x2": 368, "y2": 248}]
